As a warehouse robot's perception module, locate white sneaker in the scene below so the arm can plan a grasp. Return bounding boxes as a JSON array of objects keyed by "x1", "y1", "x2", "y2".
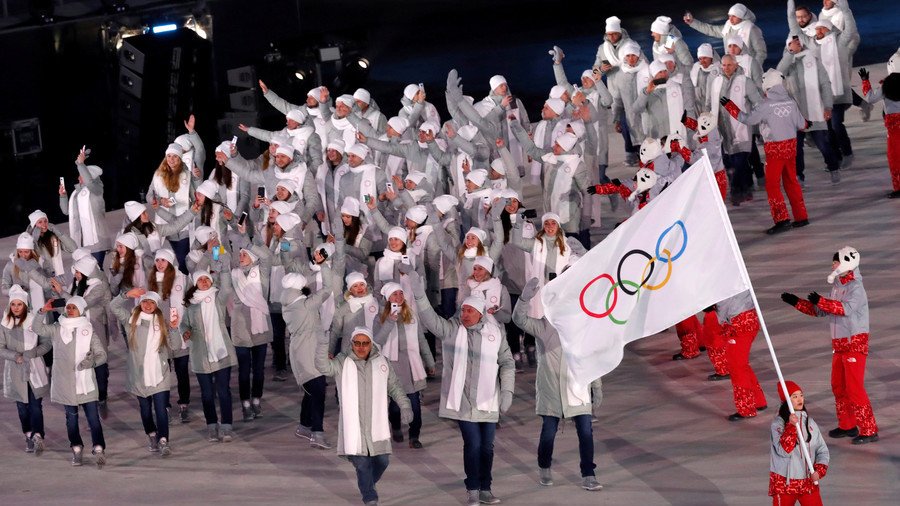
[
  {"x1": 581, "y1": 476, "x2": 603, "y2": 491},
  {"x1": 539, "y1": 467, "x2": 553, "y2": 486}
]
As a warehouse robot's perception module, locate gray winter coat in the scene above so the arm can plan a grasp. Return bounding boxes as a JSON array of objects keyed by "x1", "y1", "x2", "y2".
[
  {"x1": 770, "y1": 411, "x2": 829, "y2": 483},
  {"x1": 178, "y1": 265, "x2": 238, "y2": 374},
  {"x1": 227, "y1": 239, "x2": 274, "y2": 348},
  {"x1": 777, "y1": 51, "x2": 834, "y2": 132},
  {"x1": 632, "y1": 74, "x2": 697, "y2": 138},
  {"x1": 0, "y1": 318, "x2": 52, "y2": 402},
  {"x1": 110, "y1": 295, "x2": 180, "y2": 398},
  {"x1": 283, "y1": 272, "x2": 333, "y2": 385},
  {"x1": 32, "y1": 313, "x2": 107, "y2": 406},
  {"x1": 707, "y1": 68, "x2": 762, "y2": 154},
  {"x1": 687, "y1": 17, "x2": 767, "y2": 67},
  {"x1": 373, "y1": 316, "x2": 435, "y2": 394},
  {"x1": 737, "y1": 85, "x2": 807, "y2": 143},
  {"x1": 59, "y1": 162, "x2": 111, "y2": 252}
]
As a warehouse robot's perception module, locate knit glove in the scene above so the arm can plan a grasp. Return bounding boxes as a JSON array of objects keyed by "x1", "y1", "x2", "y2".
[
  {"x1": 407, "y1": 270, "x2": 426, "y2": 299},
  {"x1": 858, "y1": 68, "x2": 869, "y2": 81},
  {"x1": 548, "y1": 46, "x2": 565, "y2": 64},
  {"x1": 806, "y1": 292, "x2": 821, "y2": 305},
  {"x1": 591, "y1": 384, "x2": 603, "y2": 417},
  {"x1": 520, "y1": 277, "x2": 540, "y2": 301},
  {"x1": 76, "y1": 351, "x2": 94, "y2": 371},
  {"x1": 446, "y1": 69, "x2": 463, "y2": 103},
  {"x1": 859, "y1": 68, "x2": 872, "y2": 95},
  {"x1": 611, "y1": 178, "x2": 621, "y2": 186},
  {"x1": 490, "y1": 200, "x2": 504, "y2": 220},
  {"x1": 499, "y1": 390, "x2": 513, "y2": 413},
  {"x1": 780, "y1": 293, "x2": 800, "y2": 306},
  {"x1": 719, "y1": 96, "x2": 741, "y2": 119},
  {"x1": 400, "y1": 406, "x2": 414, "y2": 425},
  {"x1": 398, "y1": 262, "x2": 414, "y2": 275}
]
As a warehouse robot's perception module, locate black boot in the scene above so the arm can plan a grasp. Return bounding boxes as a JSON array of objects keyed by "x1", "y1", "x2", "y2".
[
  {"x1": 765, "y1": 220, "x2": 792, "y2": 235},
  {"x1": 707, "y1": 373, "x2": 730, "y2": 381},
  {"x1": 828, "y1": 426, "x2": 859, "y2": 438},
  {"x1": 851, "y1": 433, "x2": 879, "y2": 445}
]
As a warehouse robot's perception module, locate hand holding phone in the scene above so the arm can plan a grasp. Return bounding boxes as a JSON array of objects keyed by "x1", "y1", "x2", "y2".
[
  {"x1": 401, "y1": 254, "x2": 410, "y2": 265},
  {"x1": 390, "y1": 303, "x2": 400, "y2": 315},
  {"x1": 238, "y1": 212, "x2": 248, "y2": 226},
  {"x1": 257, "y1": 186, "x2": 266, "y2": 198}
]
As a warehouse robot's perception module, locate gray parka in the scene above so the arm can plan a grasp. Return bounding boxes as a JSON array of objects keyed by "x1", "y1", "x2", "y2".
[
  {"x1": 0, "y1": 315, "x2": 52, "y2": 402},
  {"x1": 32, "y1": 313, "x2": 107, "y2": 406},
  {"x1": 110, "y1": 295, "x2": 180, "y2": 398}
]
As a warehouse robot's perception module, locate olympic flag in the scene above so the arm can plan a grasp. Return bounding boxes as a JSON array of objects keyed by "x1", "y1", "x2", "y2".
[{"x1": 541, "y1": 155, "x2": 750, "y2": 384}]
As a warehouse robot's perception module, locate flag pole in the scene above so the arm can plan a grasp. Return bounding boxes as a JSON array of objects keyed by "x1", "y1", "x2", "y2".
[{"x1": 700, "y1": 153, "x2": 818, "y2": 480}]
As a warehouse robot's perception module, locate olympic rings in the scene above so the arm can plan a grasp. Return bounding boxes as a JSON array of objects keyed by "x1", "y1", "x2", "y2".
[
  {"x1": 655, "y1": 220, "x2": 687, "y2": 263},
  {"x1": 578, "y1": 221, "x2": 688, "y2": 320}
]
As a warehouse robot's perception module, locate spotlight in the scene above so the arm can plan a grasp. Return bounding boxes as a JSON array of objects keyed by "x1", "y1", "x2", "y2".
[
  {"x1": 29, "y1": 0, "x2": 55, "y2": 25},
  {"x1": 356, "y1": 58, "x2": 370, "y2": 69},
  {"x1": 101, "y1": 0, "x2": 129, "y2": 14},
  {"x1": 151, "y1": 23, "x2": 178, "y2": 34},
  {"x1": 184, "y1": 16, "x2": 208, "y2": 40},
  {"x1": 294, "y1": 70, "x2": 307, "y2": 81}
]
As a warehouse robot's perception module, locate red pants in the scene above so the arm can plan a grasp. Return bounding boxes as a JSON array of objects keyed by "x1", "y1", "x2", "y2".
[
  {"x1": 772, "y1": 489, "x2": 823, "y2": 506},
  {"x1": 886, "y1": 113, "x2": 900, "y2": 191},
  {"x1": 831, "y1": 335, "x2": 878, "y2": 436},
  {"x1": 715, "y1": 170, "x2": 728, "y2": 201},
  {"x1": 700, "y1": 311, "x2": 729, "y2": 376},
  {"x1": 764, "y1": 139, "x2": 808, "y2": 223},
  {"x1": 676, "y1": 315, "x2": 701, "y2": 358},
  {"x1": 725, "y1": 311, "x2": 767, "y2": 416}
]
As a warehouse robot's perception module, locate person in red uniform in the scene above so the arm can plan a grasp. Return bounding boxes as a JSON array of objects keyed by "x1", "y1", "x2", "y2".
[
  {"x1": 781, "y1": 246, "x2": 879, "y2": 444},
  {"x1": 716, "y1": 290, "x2": 767, "y2": 420},
  {"x1": 700, "y1": 306, "x2": 729, "y2": 381}
]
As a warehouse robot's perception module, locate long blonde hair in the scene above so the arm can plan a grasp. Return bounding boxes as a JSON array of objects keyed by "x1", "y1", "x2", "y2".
[
  {"x1": 155, "y1": 158, "x2": 184, "y2": 193},
  {"x1": 128, "y1": 307, "x2": 169, "y2": 352},
  {"x1": 534, "y1": 227, "x2": 566, "y2": 256},
  {"x1": 379, "y1": 300, "x2": 413, "y2": 324}
]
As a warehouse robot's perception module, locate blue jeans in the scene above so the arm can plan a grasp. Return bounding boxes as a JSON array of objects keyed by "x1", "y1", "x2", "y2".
[
  {"x1": 95, "y1": 363, "x2": 109, "y2": 402},
  {"x1": 173, "y1": 355, "x2": 191, "y2": 405},
  {"x1": 270, "y1": 312, "x2": 287, "y2": 371},
  {"x1": 195, "y1": 367, "x2": 233, "y2": 425},
  {"x1": 828, "y1": 103, "x2": 852, "y2": 156},
  {"x1": 64, "y1": 401, "x2": 105, "y2": 449},
  {"x1": 347, "y1": 454, "x2": 390, "y2": 503},
  {"x1": 797, "y1": 130, "x2": 841, "y2": 176},
  {"x1": 537, "y1": 414, "x2": 596, "y2": 477},
  {"x1": 236, "y1": 344, "x2": 268, "y2": 400},
  {"x1": 137, "y1": 391, "x2": 170, "y2": 440},
  {"x1": 300, "y1": 375, "x2": 326, "y2": 431},
  {"x1": 389, "y1": 392, "x2": 422, "y2": 439},
  {"x1": 169, "y1": 238, "x2": 190, "y2": 275},
  {"x1": 723, "y1": 151, "x2": 752, "y2": 200},
  {"x1": 16, "y1": 385, "x2": 44, "y2": 437},
  {"x1": 91, "y1": 251, "x2": 106, "y2": 269},
  {"x1": 620, "y1": 117, "x2": 637, "y2": 154},
  {"x1": 457, "y1": 421, "x2": 496, "y2": 491}
]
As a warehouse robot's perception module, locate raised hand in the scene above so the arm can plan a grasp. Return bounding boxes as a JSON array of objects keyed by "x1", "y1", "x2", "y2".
[
  {"x1": 184, "y1": 114, "x2": 196, "y2": 133},
  {"x1": 780, "y1": 292, "x2": 799, "y2": 306},
  {"x1": 258, "y1": 79, "x2": 269, "y2": 94}
]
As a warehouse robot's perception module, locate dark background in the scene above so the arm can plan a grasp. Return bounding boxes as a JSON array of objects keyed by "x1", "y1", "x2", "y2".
[{"x1": 0, "y1": 0, "x2": 896, "y2": 237}]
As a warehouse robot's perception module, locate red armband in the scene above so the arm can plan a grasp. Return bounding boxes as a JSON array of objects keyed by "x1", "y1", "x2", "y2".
[
  {"x1": 780, "y1": 423, "x2": 798, "y2": 453},
  {"x1": 816, "y1": 297, "x2": 846, "y2": 316}
]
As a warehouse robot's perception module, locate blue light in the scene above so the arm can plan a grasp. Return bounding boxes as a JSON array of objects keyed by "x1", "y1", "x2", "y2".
[{"x1": 151, "y1": 23, "x2": 177, "y2": 34}]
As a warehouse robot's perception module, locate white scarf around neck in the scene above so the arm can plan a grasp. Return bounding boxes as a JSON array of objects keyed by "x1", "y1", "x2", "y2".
[
  {"x1": 137, "y1": 312, "x2": 165, "y2": 388},
  {"x1": 340, "y1": 354, "x2": 390, "y2": 455},
  {"x1": 59, "y1": 315, "x2": 94, "y2": 395},
  {"x1": 3, "y1": 313, "x2": 48, "y2": 389},
  {"x1": 795, "y1": 52, "x2": 826, "y2": 122},
  {"x1": 72, "y1": 186, "x2": 100, "y2": 248},
  {"x1": 233, "y1": 265, "x2": 271, "y2": 334},
  {"x1": 445, "y1": 317, "x2": 503, "y2": 412},
  {"x1": 383, "y1": 315, "x2": 426, "y2": 382},
  {"x1": 190, "y1": 287, "x2": 229, "y2": 363}
]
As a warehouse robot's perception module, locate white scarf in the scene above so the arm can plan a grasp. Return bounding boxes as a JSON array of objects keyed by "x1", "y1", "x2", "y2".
[
  {"x1": 146, "y1": 230, "x2": 163, "y2": 252},
  {"x1": 408, "y1": 225, "x2": 434, "y2": 259},
  {"x1": 347, "y1": 294, "x2": 378, "y2": 329},
  {"x1": 721, "y1": 19, "x2": 753, "y2": 47},
  {"x1": 621, "y1": 60, "x2": 645, "y2": 75},
  {"x1": 190, "y1": 288, "x2": 229, "y2": 363},
  {"x1": 795, "y1": 51, "x2": 826, "y2": 122},
  {"x1": 690, "y1": 62, "x2": 718, "y2": 88},
  {"x1": 657, "y1": 81, "x2": 685, "y2": 138},
  {"x1": 383, "y1": 316, "x2": 427, "y2": 382},
  {"x1": 288, "y1": 125, "x2": 315, "y2": 153},
  {"x1": 59, "y1": 315, "x2": 94, "y2": 395},
  {"x1": 735, "y1": 54, "x2": 754, "y2": 80},
  {"x1": 80, "y1": 277, "x2": 101, "y2": 322},
  {"x1": 310, "y1": 262, "x2": 336, "y2": 332},
  {"x1": 137, "y1": 312, "x2": 165, "y2": 388},
  {"x1": 445, "y1": 317, "x2": 503, "y2": 412},
  {"x1": 350, "y1": 163, "x2": 377, "y2": 214},
  {"x1": 603, "y1": 40, "x2": 622, "y2": 67},
  {"x1": 340, "y1": 354, "x2": 390, "y2": 455},
  {"x1": 565, "y1": 369, "x2": 592, "y2": 407},
  {"x1": 377, "y1": 249, "x2": 403, "y2": 282},
  {"x1": 232, "y1": 265, "x2": 270, "y2": 334},
  {"x1": 467, "y1": 277, "x2": 503, "y2": 311},
  {"x1": 533, "y1": 120, "x2": 553, "y2": 150},
  {"x1": 453, "y1": 153, "x2": 472, "y2": 198},
  {"x1": 819, "y1": 6, "x2": 845, "y2": 31},
  {"x1": 3, "y1": 313, "x2": 48, "y2": 389},
  {"x1": 816, "y1": 34, "x2": 844, "y2": 96},
  {"x1": 541, "y1": 153, "x2": 581, "y2": 224},
  {"x1": 157, "y1": 271, "x2": 189, "y2": 350},
  {"x1": 526, "y1": 237, "x2": 571, "y2": 318},
  {"x1": 710, "y1": 74, "x2": 751, "y2": 145},
  {"x1": 151, "y1": 171, "x2": 190, "y2": 229},
  {"x1": 72, "y1": 186, "x2": 100, "y2": 248}
]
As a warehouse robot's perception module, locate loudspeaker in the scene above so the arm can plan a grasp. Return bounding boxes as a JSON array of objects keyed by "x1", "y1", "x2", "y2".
[
  {"x1": 119, "y1": 66, "x2": 143, "y2": 98},
  {"x1": 119, "y1": 40, "x2": 146, "y2": 74},
  {"x1": 227, "y1": 65, "x2": 256, "y2": 88},
  {"x1": 229, "y1": 89, "x2": 257, "y2": 111}
]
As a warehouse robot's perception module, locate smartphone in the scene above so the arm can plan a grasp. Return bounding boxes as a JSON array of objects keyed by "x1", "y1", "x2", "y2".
[
  {"x1": 390, "y1": 303, "x2": 400, "y2": 315},
  {"x1": 319, "y1": 248, "x2": 329, "y2": 260},
  {"x1": 168, "y1": 196, "x2": 176, "y2": 206},
  {"x1": 401, "y1": 254, "x2": 410, "y2": 265},
  {"x1": 482, "y1": 195, "x2": 491, "y2": 206},
  {"x1": 231, "y1": 135, "x2": 238, "y2": 145},
  {"x1": 507, "y1": 95, "x2": 516, "y2": 109},
  {"x1": 665, "y1": 35, "x2": 677, "y2": 50},
  {"x1": 169, "y1": 307, "x2": 178, "y2": 322},
  {"x1": 652, "y1": 78, "x2": 667, "y2": 86},
  {"x1": 257, "y1": 186, "x2": 266, "y2": 198},
  {"x1": 238, "y1": 212, "x2": 248, "y2": 226},
  {"x1": 385, "y1": 182, "x2": 394, "y2": 192},
  {"x1": 364, "y1": 195, "x2": 371, "y2": 203},
  {"x1": 51, "y1": 298, "x2": 67, "y2": 308},
  {"x1": 280, "y1": 240, "x2": 290, "y2": 252},
  {"x1": 548, "y1": 273, "x2": 557, "y2": 281},
  {"x1": 212, "y1": 247, "x2": 220, "y2": 261},
  {"x1": 59, "y1": 177, "x2": 65, "y2": 187}
]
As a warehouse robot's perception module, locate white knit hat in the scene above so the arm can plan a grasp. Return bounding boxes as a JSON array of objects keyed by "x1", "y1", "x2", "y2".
[
  {"x1": 270, "y1": 201, "x2": 294, "y2": 215},
  {"x1": 541, "y1": 212, "x2": 561, "y2": 225},
  {"x1": 457, "y1": 125, "x2": 478, "y2": 142},
  {"x1": 473, "y1": 256, "x2": 494, "y2": 273},
  {"x1": 498, "y1": 188, "x2": 519, "y2": 201},
  {"x1": 281, "y1": 272, "x2": 308, "y2": 290},
  {"x1": 555, "y1": 132, "x2": 578, "y2": 152},
  {"x1": 762, "y1": 69, "x2": 784, "y2": 92},
  {"x1": 406, "y1": 205, "x2": 428, "y2": 224},
  {"x1": 271, "y1": 134, "x2": 291, "y2": 147},
  {"x1": 241, "y1": 247, "x2": 259, "y2": 263},
  {"x1": 66, "y1": 296, "x2": 87, "y2": 314},
  {"x1": 549, "y1": 85, "x2": 567, "y2": 99},
  {"x1": 567, "y1": 120, "x2": 586, "y2": 139},
  {"x1": 726, "y1": 36, "x2": 744, "y2": 50},
  {"x1": 326, "y1": 139, "x2": 346, "y2": 152},
  {"x1": 888, "y1": 48, "x2": 900, "y2": 74},
  {"x1": 86, "y1": 165, "x2": 103, "y2": 178},
  {"x1": 461, "y1": 294, "x2": 486, "y2": 314},
  {"x1": 192, "y1": 270, "x2": 213, "y2": 285},
  {"x1": 116, "y1": 232, "x2": 139, "y2": 250},
  {"x1": 193, "y1": 226, "x2": 215, "y2": 245},
  {"x1": 347, "y1": 143, "x2": 370, "y2": 160},
  {"x1": 697, "y1": 43, "x2": 715, "y2": 59},
  {"x1": 387, "y1": 226, "x2": 407, "y2": 244},
  {"x1": 73, "y1": 257, "x2": 98, "y2": 277},
  {"x1": 275, "y1": 213, "x2": 301, "y2": 232},
  {"x1": 405, "y1": 172, "x2": 426, "y2": 185},
  {"x1": 387, "y1": 117, "x2": 410, "y2": 134},
  {"x1": 419, "y1": 121, "x2": 439, "y2": 134},
  {"x1": 165, "y1": 143, "x2": 183, "y2": 157},
  {"x1": 433, "y1": 195, "x2": 459, "y2": 214},
  {"x1": 139, "y1": 291, "x2": 161, "y2": 306},
  {"x1": 489, "y1": 75, "x2": 507, "y2": 92},
  {"x1": 466, "y1": 169, "x2": 488, "y2": 187},
  {"x1": 728, "y1": 3, "x2": 748, "y2": 18},
  {"x1": 155, "y1": 248, "x2": 176, "y2": 265},
  {"x1": 620, "y1": 40, "x2": 641, "y2": 59},
  {"x1": 27, "y1": 210, "x2": 47, "y2": 228},
  {"x1": 814, "y1": 19, "x2": 833, "y2": 31},
  {"x1": 335, "y1": 94, "x2": 355, "y2": 108},
  {"x1": 380, "y1": 282, "x2": 402, "y2": 299},
  {"x1": 345, "y1": 271, "x2": 366, "y2": 288},
  {"x1": 466, "y1": 227, "x2": 487, "y2": 243},
  {"x1": 490, "y1": 158, "x2": 507, "y2": 175},
  {"x1": 352, "y1": 88, "x2": 371, "y2": 104},
  {"x1": 307, "y1": 86, "x2": 324, "y2": 99},
  {"x1": 341, "y1": 197, "x2": 361, "y2": 217},
  {"x1": 649, "y1": 61, "x2": 667, "y2": 78},
  {"x1": 15, "y1": 232, "x2": 34, "y2": 250},
  {"x1": 286, "y1": 109, "x2": 307, "y2": 123},
  {"x1": 650, "y1": 18, "x2": 670, "y2": 35},
  {"x1": 72, "y1": 248, "x2": 90, "y2": 262},
  {"x1": 545, "y1": 98, "x2": 565, "y2": 115},
  {"x1": 196, "y1": 180, "x2": 218, "y2": 199},
  {"x1": 275, "y1": 179, "x2": 297, "y2": 194},
  {"x1": 351, "y1": 326, "x2": 373, "y2": 340},
  {"x1": 275, "y1": 145, "x2": 294, "y2": 158},
  {"x1": 605, "y1": 16, "x2": 622, "y2": 33},
  {"x1": 657, "y1": 53, "x2": 675, "y2": 64},
  {"x1": 8, "y1": 285, "x2": 28, "y2": 305},
  {"x1": 174, "y1": 134, "x2": 193, "y2": 152},
  {"x1": 403, "y1": 84, "x2": 420, "y2": 101}
]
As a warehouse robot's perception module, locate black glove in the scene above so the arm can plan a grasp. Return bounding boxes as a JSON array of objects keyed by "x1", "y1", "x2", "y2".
[
  {"x1": 858, "y1": 68, "x2": 869, "y2": 81},
  {"x1": 586, "y1": 185, "x2": 598, "y2": 195},
  {"x1": 807, "y1": 292, "x2": 821, "y2": 305},
  {"x1": 680, "y1": 109, "x2": 687, "y2": 123},
  {"x1": 719, "y1": 96, "x2": 730, "y2": 106},
  {"x1": 522, "y1": 209, "x2": 537, "y2": 219},
  {"x1": 780, "y1": 293, "x2": 800, "y2": 306},
  {"x1": 611, "y1": 178, "x2": 621, "y2": 186},
  {"x1": 702, "y1": 304, "x2": 717, "y2": 313}
]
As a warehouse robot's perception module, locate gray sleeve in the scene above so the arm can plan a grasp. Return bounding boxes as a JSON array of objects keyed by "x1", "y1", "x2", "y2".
[
  {"x1": 89, "y1": 333, "x2": 107, "y2": 367},
  {"x1": 686, "y1": 19, "x2": 723, "y2": 38},
  {"x1": 749, "y1": 26, "x2": 767, "y2": 67},
  {"x1": 496, "y1": 337, "x2": 515, "y2": 393},
  {"x1": 262, "y1": 89, "x2": 298, "y2": 115},
  {"x1": 246, "y1": 127, "x2": 276, "y2": 144},
  {"x1": 225, "y1": 157, "x2": 265, "y2": 185},
  {"x1": 314, "y1": 335, "x2": 340, "y2": 377},
  {"x1": 413, "y1": 291, "x2": 456, "y2": 340},
  {"x1": 76, "y1": 163, "x2": 104, "y2": 195}
]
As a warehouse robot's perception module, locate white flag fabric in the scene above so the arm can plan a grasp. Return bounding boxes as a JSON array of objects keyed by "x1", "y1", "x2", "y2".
[{"x1": 542, "y1": 155, "x2": 749, "y2": 385}]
